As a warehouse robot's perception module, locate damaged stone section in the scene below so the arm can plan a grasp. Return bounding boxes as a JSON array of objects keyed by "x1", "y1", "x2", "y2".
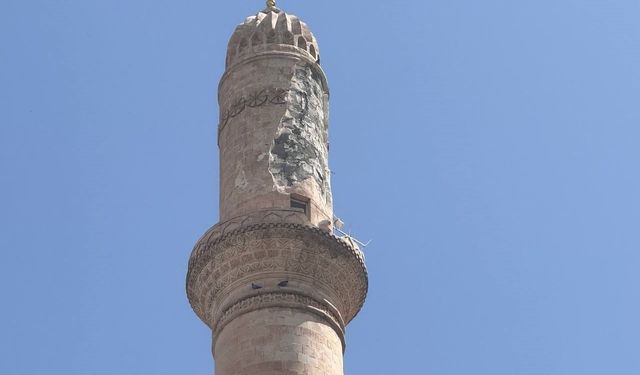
[{"x1": 269, "y1": 64, "x2": 330, "y2": 199}]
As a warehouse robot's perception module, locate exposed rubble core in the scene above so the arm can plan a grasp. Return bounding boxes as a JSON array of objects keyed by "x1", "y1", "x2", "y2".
[{"x1": 269, "y1": 64, "x2": 330, "y2": 199}]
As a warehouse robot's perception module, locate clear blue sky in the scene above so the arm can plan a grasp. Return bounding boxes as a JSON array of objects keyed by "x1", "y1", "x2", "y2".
[{"x1": 2, "y1": 0, "x2": 639, "y2": 374}]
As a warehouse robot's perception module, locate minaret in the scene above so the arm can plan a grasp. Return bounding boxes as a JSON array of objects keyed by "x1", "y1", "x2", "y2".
[{"x1": 186, "y1": 3, "x2": 368, "y2": 374}]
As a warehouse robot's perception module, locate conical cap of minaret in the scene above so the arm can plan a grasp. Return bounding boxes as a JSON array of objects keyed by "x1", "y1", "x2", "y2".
[
  {"x1": 225, "y1": 8, "x2": 321, "y2": 68},
  {"x1": 218, "y1": 7, "x2": 332, "y2": 227}
]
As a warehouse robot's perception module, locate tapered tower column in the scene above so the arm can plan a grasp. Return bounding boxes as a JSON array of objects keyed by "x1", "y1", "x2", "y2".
[{"x1": 187, "y1": 6, "x2": 368, "y2": 375}]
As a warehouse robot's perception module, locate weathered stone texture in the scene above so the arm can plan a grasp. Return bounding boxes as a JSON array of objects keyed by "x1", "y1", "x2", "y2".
[
  {"x1": 269, "y1": 64, "x2": 330, "y2": 200},
  {"x1": 187, "y1": 223, "x2": 367, "y2": 333},
  {"x1": 218, "y1": 54, "x2": 332, "y2": 225},
  {"x1": 225, "y1": 10, "x2": 320, "y2": 68},
  {"x1": 214, "y1": 308, "x2": 343, "y2": 375}
]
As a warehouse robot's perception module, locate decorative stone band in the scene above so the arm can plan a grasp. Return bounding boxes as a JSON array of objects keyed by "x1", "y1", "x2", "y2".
[
  {"x1": 219, "y1": 87, "x2": 289, "y2": 133},
  {"x1": 225, "y1": 11, "x2": 321, "y2": 69},
  {"x1": 213, "y1": 291, "x2": 346, "y2": 351},
  {"x1": 186, "y1": 219, "x2": 368, "y2": 333},
  {"x1": 191, "y1": 209, "x2": 312, "y2": 254},
  {"x1": 219, "y1": 51, "x2": 329, "y2": 99}
]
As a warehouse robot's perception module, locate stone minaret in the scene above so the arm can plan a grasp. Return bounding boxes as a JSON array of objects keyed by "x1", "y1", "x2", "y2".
[{"x1": 186, "y1": 4, "x2": 368, "y2": 375}]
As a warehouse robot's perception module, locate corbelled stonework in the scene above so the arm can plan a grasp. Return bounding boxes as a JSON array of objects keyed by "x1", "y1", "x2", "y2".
[
  {"x1": 187, "y1": 7, "x2": 368, "y2": 375},
  {"x1": 187, "y1": 216, "x2": 368, "y2": 340}
]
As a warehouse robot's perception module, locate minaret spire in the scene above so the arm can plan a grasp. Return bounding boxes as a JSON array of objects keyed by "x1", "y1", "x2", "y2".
[{"x1": 266, "y1": 0, "x2": 276, "y2": 9}]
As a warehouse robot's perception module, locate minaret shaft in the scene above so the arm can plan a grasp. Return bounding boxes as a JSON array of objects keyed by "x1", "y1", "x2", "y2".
[
  {"x1": 215, "y1": 308, "x2": 343, "y2": 373},
  {"x1": 217, "y1": 54, "x2": 332, "y2": 225}
]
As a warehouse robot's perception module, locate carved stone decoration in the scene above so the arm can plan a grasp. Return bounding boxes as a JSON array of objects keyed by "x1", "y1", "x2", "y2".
[
  {"x1": 269, "y1": 88, "x2": 288, "y2": 104},
  {"x1": 213, "y1": 291, "x2": 346, "y2": 349},
  {"x1": 220, "y1": 88, "x2": 290, "y2": 130},
  {"x1": 246, "y1": 89, "x2": 269, "y2": 107},
  {"x1": 186, "y1": 221, "x2": 368, "y2": 340},
  {"x1": 226, "y1": 9, "x2": 321, "y2": 68}
]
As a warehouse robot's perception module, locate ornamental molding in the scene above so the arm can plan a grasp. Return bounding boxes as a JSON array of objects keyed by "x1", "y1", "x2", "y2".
[
  {"x1": 186, "y1": 220, "x2": 368, "y2": 329},
  {"x1": 219, "y1": 51, "x2": 329, "y2": 95},
  {"x1": 191, "y1": 209, "x2": 309, "y2": 254},
  {"x1": 188, "y1": 209, "x2": 367, "y2": 273},
  {"x1": 219, "y1": 88, "x2": 289, "y2": 131},
  {"x1": 213, "y1": 291, "x2": 346, "y2": 350}
]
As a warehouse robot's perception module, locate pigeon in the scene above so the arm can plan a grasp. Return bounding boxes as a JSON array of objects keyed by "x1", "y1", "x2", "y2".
[
  {"x1": 251, "y1": 283, "x2": 263, "y2": 290},
  {"x1": 277, "y1": 280, "x2": 289, "y2": 287}
]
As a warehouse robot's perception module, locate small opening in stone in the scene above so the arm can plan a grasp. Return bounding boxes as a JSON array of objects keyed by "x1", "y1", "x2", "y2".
[
  {"x1": 309, "y1": 44, "x2": 317, "y2": 59},
  {"x1": 266, "y1": 30, "x2": 276, "y2": 44},
  {"x1": 290, "y1": 195, "x2": 310, "y2": 217},
  {"x1": 282, "y1": 31, "x2": 294, "y2": 45},
  {"x1": 239, "y1": 38, "x2": 249, "y2": 53},
  {"x1": 251, "y1": 32, "x2": 264, "y2": 49},
  {"x1": 297, "y1": 36, "x2": 307, "y2": 51}
]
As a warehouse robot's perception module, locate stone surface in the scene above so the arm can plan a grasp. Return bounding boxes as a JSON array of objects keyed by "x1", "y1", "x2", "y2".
[
  {"x1": 226, "y1": 9, "x2": 320, "y2": 68},
  {"x1": 217, "y1": 51, "x2": 332, "y2": 225},
  {"x1": 186, "y1": 7, "x2": 368, "y2": 375},
  {"x1": 217, "y1": 7, "x2": 331, "y2": 226},
  {"x1": 187, "y1": 223, "x2": 368, "y2": 335},
  {"x1": 269, "y1": 63, "x2": 330, "y2": 200},
  {"x1": 214, "y1": 308, "x2": 343, "y2": 375}
]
